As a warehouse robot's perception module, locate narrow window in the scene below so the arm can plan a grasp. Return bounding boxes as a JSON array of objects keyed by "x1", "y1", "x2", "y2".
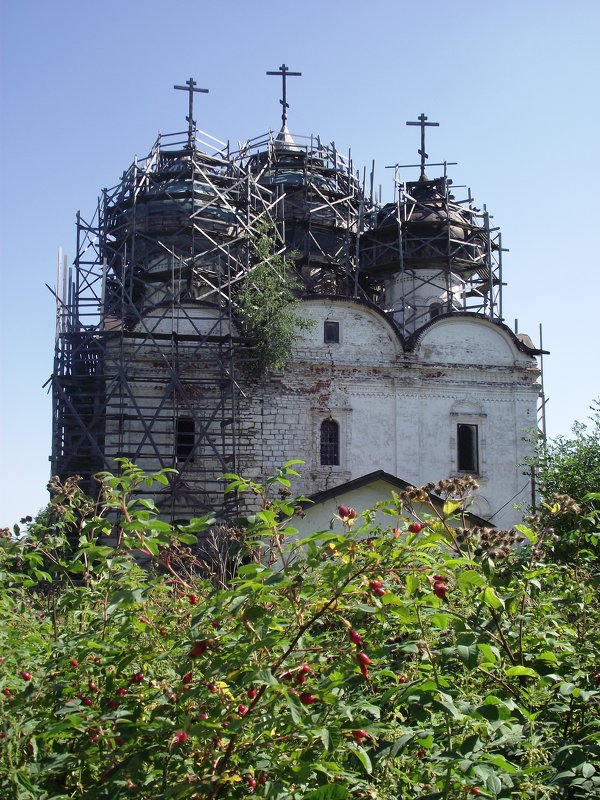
[
  {"x1": 457, "y1": 424, "x2": 478, "y2": 472},
  {"x1": 324, "y1": 320, "x2": 340, "y2": 343},
  {"x1": 320, "y1": 419, "x2": 340, "y2": 466},
  {"x1": 176, "y1": 416, "x2": 195, "y2": 462},
  {"x1": 429, "y1": 302, "x2": 443, "y2": 320}
]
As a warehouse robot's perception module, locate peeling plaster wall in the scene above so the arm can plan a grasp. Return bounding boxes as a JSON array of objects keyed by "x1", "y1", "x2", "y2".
[
  {"x1": 236, "y1": 299, "x2": 540, "y2": 529},
  {"x1": 104, "y1": 298, "x2": 540, "y2": 528}
]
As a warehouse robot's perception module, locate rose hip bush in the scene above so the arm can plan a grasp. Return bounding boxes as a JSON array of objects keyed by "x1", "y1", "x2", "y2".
[{"x1": 0, "y1": 460, "x2": 599, "y2": 799}]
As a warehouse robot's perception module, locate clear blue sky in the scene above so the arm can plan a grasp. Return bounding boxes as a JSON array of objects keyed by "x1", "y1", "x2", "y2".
[{"x1": 1, "y1": 0, "x2": 599, "y2": 525}]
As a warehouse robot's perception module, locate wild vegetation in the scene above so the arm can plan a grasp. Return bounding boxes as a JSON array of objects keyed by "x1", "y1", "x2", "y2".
[
  {"x1": 0, "y1": 414, "x2": 599, "y2": 799},
  {"x1": 236, "y1": 226, "x2": 312, "y2": 376},
  {"x1": 531, "y1": 402, "x2": 600, "y2": 562}
]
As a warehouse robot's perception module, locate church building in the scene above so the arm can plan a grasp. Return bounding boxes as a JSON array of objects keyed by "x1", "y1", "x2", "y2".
[{"x1": 50, "y1": 69, "x2": 543, "y2": 530}]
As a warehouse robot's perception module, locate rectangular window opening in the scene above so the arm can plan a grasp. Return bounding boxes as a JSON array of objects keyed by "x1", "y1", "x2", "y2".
[
  {"x1": 457, "y1": 423, "x2": 478, "y2": 473},
  {"x1": 320, "y1": 419, "x2": 340, "y2": 466},
  {"x1": 176, "y1": 416, "x2": 195, "y2": 462},
  {"x1": 324, "y1": 320, "x2": 340, "y2": 344}
]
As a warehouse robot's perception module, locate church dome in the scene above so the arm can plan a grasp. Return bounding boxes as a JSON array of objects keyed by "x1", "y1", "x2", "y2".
[
  {"x1": 103, "y1": 144, "x2": 245, "y2": 285},
  {"x1": 360, "y1": 174, "x2": 488, "y2": 277},
  {"x1": 244, "y1": 126, "x2": 366, "y2": 294}
]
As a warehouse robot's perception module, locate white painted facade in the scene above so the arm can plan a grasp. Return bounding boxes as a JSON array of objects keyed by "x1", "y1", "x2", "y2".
[
  {"x1": 101, "y1": 294, "x2": 539, "y2": 529},
  {"x1": 90, "y1": 133, "x2": 541, "y2": 531},
  {"x1": 236, "y1": 298, "x2": 540, "y2": 529}
]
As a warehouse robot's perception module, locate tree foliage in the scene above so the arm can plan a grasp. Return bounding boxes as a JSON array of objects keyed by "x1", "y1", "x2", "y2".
[
  {"x1": 236, "y1": 226, "x2": 312, "y2": 376},
  {"x1": 534, "y1": 401, "x2": 600, "y2": 559},
  {"x1": 0, "y1": 461, "x2": 599, "y2": 799}
]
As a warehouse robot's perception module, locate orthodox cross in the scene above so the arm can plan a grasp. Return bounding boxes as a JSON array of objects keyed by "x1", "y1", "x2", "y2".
[
  {"x1": 174, "y1": 77, "x2": 209, "y2": 145},
  {"x1": 406, "y1": 113, "x2": 439, "y2": 177},
  {"x1": 266, "y1": 63, "x2": 301, "y2": 126}
]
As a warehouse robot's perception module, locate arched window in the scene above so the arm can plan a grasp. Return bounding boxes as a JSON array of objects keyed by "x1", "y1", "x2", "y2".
[{"x1": 320, "y1": 419, "x2": 340, "y2": 466}]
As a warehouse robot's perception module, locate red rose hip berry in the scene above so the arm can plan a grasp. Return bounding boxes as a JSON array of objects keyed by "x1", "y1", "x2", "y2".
[
  {"x1": 189, "y1": 641, "x2": 208, "y2": 657},
  {"x1": 433, "y1": 581, "x2": 447, "y2": 600},
  {"x1": 172, "y1": 730, "x2": 189, "y2": 745},
  {"x1": 349, "y1": 630, "x2": 362, "y2": 646},
  {"x1": 356, "y1": 652, "x2": 372, "y2": 667}
]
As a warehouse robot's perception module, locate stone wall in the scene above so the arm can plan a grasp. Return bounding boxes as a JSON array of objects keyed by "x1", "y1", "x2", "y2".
[
  {"x1": 103, "y1": 297, "x2": 540, "y2": 529},
  {"x1": 236, "y1": 298, "x2": 540, "y2": 528}
]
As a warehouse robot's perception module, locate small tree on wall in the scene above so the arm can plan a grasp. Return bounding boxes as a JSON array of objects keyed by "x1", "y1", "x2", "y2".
[{"x1": 236, "y1": 225, "x2": 312, "y2": 376}]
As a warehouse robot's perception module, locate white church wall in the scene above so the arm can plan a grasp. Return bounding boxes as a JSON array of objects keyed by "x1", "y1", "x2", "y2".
[
  {"x1": 104, "y1": 297, "x2": 539, "y2": 530},
  {"x1": 294, "y1": 299, "x2": 401, "y2": 365},
  {"x1": 413, "y1": 318, "x2": 539, "y2": 527},
  {"x1": 238, "y1": 302, "x2": 540, "y2": 530},
  {"x1": 417, "y1": 317, "x2": 521, "y2": 367}
]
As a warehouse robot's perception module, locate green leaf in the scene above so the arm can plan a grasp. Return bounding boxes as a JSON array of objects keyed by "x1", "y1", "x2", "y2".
[
  {"x1": 285, "y1": 692, "x2": 303, "y2": 724},
  {"x1": 376, "y1": 732, "x2": 415, "y2": 758},
  {"x1": 142, "y1": 538, "x2": 160, "y2": 556},
  {"x1": 481, "y1": 586, "x2": 504, "y2": 609},
  {"x1": 484, "y1": 774, "x2": 503, "y2": 795},
  {"x1": 443, "y1": 499, "x2": 463, "y2": 516},
  {"x1": 515, "y1": 523, "x2": 539, "y2": 544},
  {"x1": 305, "y1": 786, "x2": 349, "y2": 800},
  {"x1": 255, "y1": 669, "x2": 280, "y2": 687},
  {"x1": 558, "y1": 681, "x2": 576, "y2": 696},
  {"x1": 236, "y1": 563, "x2": 272, "y2": 578},
  {"x1": 406, "y1": 573, "x2": 421, "y2": 596},
  {"x1": 457, "y1": 569, "x2": 486, "y2": 589},
  {"x1": 460, "y1": 735, "x2": 482, "y2": 756},
  {"x1": 505, "y1": 666, "x2": 538, "y2": 678},
  {"x1": 176, "y1": 533, "x2": 198, "y2": 545},
  {"x1": 144, "y1": 519, "x2": 173, "y2": 532},
  {"x1": 350, "y1": 745, "x2": 372, "y2": 774},
  {"x1": 477, "y1": 643, "x2": 500, "y2": 663},
  {"x1": 317, "y1": 727, "x2": 330, "y2": 750},
  {"x1": 457, "y1": 644, "x2": 479, "y2": 670},
  {"x1": 429, "y1": 612, "x2": 449, "y2": 630},
  {"x1": 536, "y1": 650, "x2": 559, "y2": 663},
  {"x1": 484, "y1": 753, "x2": 518, "y2": 773}
]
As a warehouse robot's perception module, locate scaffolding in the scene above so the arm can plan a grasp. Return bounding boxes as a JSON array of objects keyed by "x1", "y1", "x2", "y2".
[
  {"x1": 240, "y1": 128, "x2": 373, "y2": 297},
  {"x1": 359, "y1": 162, "x2": 504, "y2": 337},
  {"x1": 50, "y1": 95, "x2": 512, "y2": 523},
  {"x1": 50, "y1": 117, "x2": 373, "y2": 521},
  {"x1": 51, "y1": 127, "x2": 281, "y2": 520}
]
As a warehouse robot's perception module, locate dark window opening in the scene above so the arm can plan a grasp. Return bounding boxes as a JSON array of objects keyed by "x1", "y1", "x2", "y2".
[
  {"x1": 429, "y1": 302, "x2": 443, "y2": 320},
  {"x1": 324, "y1": 320, "x2": 340, "y2": 343},
  {"x1": 320, "y1": 419, "x2": 340, "y2": 466},
  {"x1": 457, "y1": 424, "x2": 478, "y2": 473},
  {"x1": 176, "y1": 416, "x2": 195, "y2": 462}
]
